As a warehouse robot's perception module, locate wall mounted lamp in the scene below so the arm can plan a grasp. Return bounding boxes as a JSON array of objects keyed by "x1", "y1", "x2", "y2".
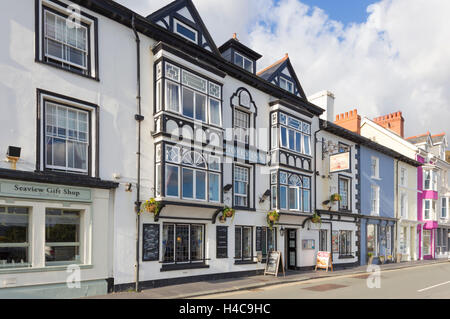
[
  {"x1": 224, "y1": 184, "x2": 232, "y2": 192},
  {"x1": 6, "y1": 146, "x2": 21, "y2": 170},
  {"x1": 259, "y1": 189, "x2": 271, "y2": 203}
]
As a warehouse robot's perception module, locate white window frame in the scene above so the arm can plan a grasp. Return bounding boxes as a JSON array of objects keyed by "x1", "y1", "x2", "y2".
[
  {"x1": 182, "y1": 86, "x2": 208, "y2": 123},
  {"x1": 234, "y1": 52, "x2": 253, "y2": 73},
  {"x1": 423, "y1": 229, "x2": 431, "y2": 255},
  {"x1": 208, "y1": 172, "x2": 221, "y2": 203},
  {"x1": 279, "y1": 77, "x2": 294, "y2": 93},
  {"x1": 442, "y1": 197, "x2": 448, "y2": 219},
  {"x1": 174, "y1": 19, "x2": 198, "y2": 43},
  {"x1": 371, "y1": 185, "x2": 380, "y2": 216},
  {"x1": 182, "y1": 167, "x2": 207, "y2": 201},
  {"x1": 234, "y1": 109, "x2": 250, "y2": 144},
  {"x1": 44, "y1": 101, "x2": 90, "y2": 174},
  {"x1": 0, "y1": 206, "x2": 31, "y2": 269},
  {"x1": 165, "y1": 164, "x2": 180, "y2": 198},
  {"x1": 423, "y1": 199, "x2": 434, "y2": 220},
  {"x1": 234, "y1": 165, "x2": 249, "y2": 207},
  {"x1": 165, "y1": 80, "x2": 181, "y2": 113},
  {"x1": 423, "y1": 169, "x2": 432, "y2": 190},
  {"x1": 400, "y1": 166, "x2": 408, "y2": 187},
  {"x1": 400, "y1": 191, "x2": 408, "y2": 219},
  {"x1": 208, "y1": 97, "x2": 222, "y2": 126},
  {"x1": 371, "y1": 156, "x2": 379, "y2": 179}
]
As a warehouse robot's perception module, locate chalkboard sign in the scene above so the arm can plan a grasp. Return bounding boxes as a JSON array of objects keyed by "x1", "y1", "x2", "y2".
[
  {"x1": 264, "y1": 251, "x2": 285, "y2": 277},
  {"x1": 142, "y1": 224, "x2": 160, "y2": 261},
  {"x1": 216, "y1": 226, "x2": 228, "y2": 258},
  {"x1": 256, "y1": 227, "x2": 262, "y2": 251}
]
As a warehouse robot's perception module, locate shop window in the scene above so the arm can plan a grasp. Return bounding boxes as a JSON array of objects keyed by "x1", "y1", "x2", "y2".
[
  {"x1": 319, "y1": 230, "x2": 327, "y2": 252},
  {"x1": 339, "y1": 230, "x2": 352, "y2": 256},
  {"x1": 45, "y1": 209, "x2": 80, "y2": 265},
  {"x1": 162, "y1": 224, "x2": 204, "y2": 263},
  {"x1": 0, "y1": 207, "x2": 29, "y2": 268},
  {"x1": 367, "y1": 224, "x2": 378, "y2": 256},
  {"x1": 423, "y1": 230, "x2": 431, "y2": 255},
  {"x1": 256, "y1": 227, "x2": 276, "y2": 260},
  {"x1": 235, "y1": 226, "x2": 252, "y2": 261}
]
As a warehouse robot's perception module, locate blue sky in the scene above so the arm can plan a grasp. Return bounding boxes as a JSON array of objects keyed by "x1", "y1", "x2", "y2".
[{"x1": 284, "y1": 0, "x2": 378, "y2": 25}]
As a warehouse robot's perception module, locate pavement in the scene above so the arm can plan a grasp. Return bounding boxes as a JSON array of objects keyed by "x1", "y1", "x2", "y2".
[{"x1": 88, "y1": 258, "x2": 450, "y2": 299}]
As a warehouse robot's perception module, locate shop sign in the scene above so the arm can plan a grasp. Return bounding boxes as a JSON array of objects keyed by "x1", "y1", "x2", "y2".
[
  {"x1": 330, "y1": 152, "x2": 350, "y2": 173},
  {"x1": 0, "y1": 180, "x2": 92, "y2": 202},
  {"x1": 315, "y1": 251, "x2": 333, "y2": 272}
]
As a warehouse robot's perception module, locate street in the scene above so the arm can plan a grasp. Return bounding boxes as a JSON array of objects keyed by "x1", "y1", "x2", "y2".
[{"x1": 194, "y1": 262, "x2": 450, "y2": 299}]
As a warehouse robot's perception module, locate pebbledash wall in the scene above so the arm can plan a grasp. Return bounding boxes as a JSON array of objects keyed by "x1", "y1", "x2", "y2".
[{"x1": 0, "y1": 0, "x2": 155, "y2": 297}]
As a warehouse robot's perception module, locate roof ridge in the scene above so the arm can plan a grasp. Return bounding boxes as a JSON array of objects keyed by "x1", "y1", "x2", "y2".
[
  {"x1": 256, "y1": 53, "x2": 289, "y2": 76},
  {"x1": 405, "y1": 131, "x2": 430, "y2": 140},
  {"x1": 431, "y1": 132, "x2": 446, "y2": 137}
]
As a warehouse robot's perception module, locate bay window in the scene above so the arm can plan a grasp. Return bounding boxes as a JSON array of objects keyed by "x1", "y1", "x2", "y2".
[
  {"x1": 44, "y1": 100, "x2": 89, "y2": 174},
  {"x1": 157, "y1": 61, "x2": 222, "y2": 126},
  {"x1": 45, "y1": 209, "x2": 80, "y2": 264},
  {"x1": 0, "y1": 207, "x2": 29, "y2": 268},
  {"x1": 163, "y1": 145, "x2": 220, "y2": 203},
  {"x1": 162, "y1": 224, "x2": 204, "y2": 263},
  {"x1": 278, "y1": 171, "x2": 311, "y2": 212},
  {"x1": 235, "y1": 226, "x2": 252, "y2": 261},
  {"x1": 278, "y1": 113, "x2": 311, "y2": 156},
  {"x1": 442, "y1": 197, "x2": 448, "y2": 218}
]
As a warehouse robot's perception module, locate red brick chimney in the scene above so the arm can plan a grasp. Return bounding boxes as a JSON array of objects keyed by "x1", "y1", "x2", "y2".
[
  {"x1": 373, "y1": 111, "x2": 404, "y2": 138},
  {"x1": 334, "y1": 109, "x2": 361, "y2": 134}
]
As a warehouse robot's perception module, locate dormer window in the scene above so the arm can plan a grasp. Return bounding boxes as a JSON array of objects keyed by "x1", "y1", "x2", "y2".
[
  {"x1": 234, "y1": 52, "x2": 253, "y2": 73},
  {"x1": 280, "y1": 77, "x2": 294, "y2": 94},
  {"x1": 174, "y1": 19, "x2": 198, "y2": 43}
]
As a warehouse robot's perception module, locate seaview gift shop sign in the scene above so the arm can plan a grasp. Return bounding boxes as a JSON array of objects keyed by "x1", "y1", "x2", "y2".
[{"x1": 0, "y1": 180, "x2": 91, "y2": 202}]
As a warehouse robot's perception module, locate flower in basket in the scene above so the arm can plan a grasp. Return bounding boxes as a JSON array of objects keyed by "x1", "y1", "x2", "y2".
[
  {"x1": 221, "y1": 206, "x2": 235, "y2": 222},
  {"x1": 141, "y1": 198, "x2": 160, "y2": 216},
  {"x1": 330, "y1": 193, "x2": 342, "y2": 202},
  {"x1": 311, "y1": 212, "x2": 321, "y2": 224},
  {"x1": 267, "y1": 210, "x2": 279, "y2": 230}
]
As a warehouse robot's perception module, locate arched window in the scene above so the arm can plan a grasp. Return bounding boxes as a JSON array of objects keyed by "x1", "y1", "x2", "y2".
[{"x1": 182, "y1": 151, "x2": 207, "y2": 169}]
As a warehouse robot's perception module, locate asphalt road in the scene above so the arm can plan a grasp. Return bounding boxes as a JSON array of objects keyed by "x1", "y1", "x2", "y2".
[{"x1": 195, "y1": 262, "x2": 450, "y2": 299}]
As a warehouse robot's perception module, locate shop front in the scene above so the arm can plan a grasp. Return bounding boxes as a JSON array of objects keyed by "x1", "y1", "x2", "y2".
[
  {"x1": 360, "y1": 217, "x2": 396, "y2": 265},
  {"x1": 0, "y1": 173, "x2": 117, "y2": 298}
]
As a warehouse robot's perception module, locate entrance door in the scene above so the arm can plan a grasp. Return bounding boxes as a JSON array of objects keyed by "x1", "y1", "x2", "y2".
[{"x1": 287, "y1": 229, "x2": 297, "y2": 270}]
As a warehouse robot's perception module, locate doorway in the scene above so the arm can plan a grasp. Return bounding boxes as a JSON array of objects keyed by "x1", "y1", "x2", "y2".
[{"x1": 286, "y1": 229, "x2": 297, "y2": 270}]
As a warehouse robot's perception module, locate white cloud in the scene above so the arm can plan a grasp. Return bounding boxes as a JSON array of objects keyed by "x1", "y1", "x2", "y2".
[{"x1": 117, "y1": 0, "x2": 450, "y2": 141}]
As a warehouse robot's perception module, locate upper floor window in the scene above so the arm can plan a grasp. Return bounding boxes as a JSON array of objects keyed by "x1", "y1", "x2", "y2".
[
  {"x1": 276, "y1": 171, "x2": 311, "y2": 212},
  {"x1": 400, "y1": 167, "x2": 408, "y2": 187},
  {"x1": 400, "y1": 192, "x2": 408, "y2": 219},
  {"x1": 234, "y1": 109, "x2": 250, "y2": 144},
  {"x1": 371, "y1": 185, "x2": 380, "y2": 216},
  {"x1": 234, "y1": 52, "x2": 253, "y2": 73},
  {"x1": 371, "y1": 157, "x2": 379, "y2": 179},
  {"x1": 37, "y1": 2, "x2": 98, "y2": 79},
  {"x1": 338, "y1": 176, "x2": 350, "y2": 211},
  {"x1": 279, "y1": 77, "x2": 294, "y2": 94},
  {"x1": 423, "y1": 170, "x2": 437, "y2": 191},
  {"x1": 424, "y1": 199, "x2": 435, "y2": 220},
  {"x1": 279, "y1": 113, "x2": 311, "y2": 156},
  {"x1": 157, "y1": 61, "x2": 222, "y2": 127},
  {"x1": 234, "y1": 165, "x2": 249, "y2": 207},
  {"x1": 174, "y1": 19, "x2": 198, "y2": 43},
  {"x1": 441, "y1": 197, "x2": 448, "y2": 219},
  {"x1": 44, "y1": 101, "x2": 89, "y2": 173}
]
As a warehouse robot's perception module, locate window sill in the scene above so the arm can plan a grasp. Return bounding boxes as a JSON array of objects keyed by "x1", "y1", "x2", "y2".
[
  {"x1": 234, "y1": 260, "x2": 257, "y2": 265},
  {"x1": 371, "y1": 176, "x2": 381, "y2": 181},
  {"x1": 35, "y1": 59, "x2": 99, "y2": 82},
  {"x1": 0, "y1": 264, "x2": 93, "y2": 274},
  {"x1": 338, "y1": 255, "x2": 355, "y2": 259},
  {"x1": 160, "y1": 263, "x2": 209, "y2": 272}
]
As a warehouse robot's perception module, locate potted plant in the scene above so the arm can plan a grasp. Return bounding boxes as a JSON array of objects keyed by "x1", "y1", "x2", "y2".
[
  {"x1": 367, "y1": 252, "x2": 374, "y2": 264},
  {"x1": 141, "y1": 198, "x2": 161, "y2": 216},
  {"x1": 330, "y1": 193, "x2": 342, "y2": 202},
  {"x1": 379, "y1": 255, "x2": 385, "y2": 264},
  {"x1": 267, "y1": 210, "x2": 279, "y2": 230}
]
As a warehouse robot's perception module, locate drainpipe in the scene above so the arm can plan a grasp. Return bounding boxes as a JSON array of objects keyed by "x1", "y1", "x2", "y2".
[
  {"x1": 132, "y1": 14, "x2": 143, "y2": 293},
  {"x1": 314, "y1": 121, "x2": 326, "y2": 215},
  {"x1": 395, "y1": 159, "x2": 399, "y2": 261}
]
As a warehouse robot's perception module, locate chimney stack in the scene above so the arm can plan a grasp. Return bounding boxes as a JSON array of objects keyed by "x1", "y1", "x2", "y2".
[
  {"x1": 373, "y1": 111, "x2": 404, "y2": 137},
  {"x1": 307, "y1": 90, "x2": 335, "y2": 122},
  {"x1": 334, "y1": 109, "x2": 361, "y2": 134}
]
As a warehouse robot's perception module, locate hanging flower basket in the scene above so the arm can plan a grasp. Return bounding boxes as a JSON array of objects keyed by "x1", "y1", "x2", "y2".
[
  {"x1": 220, "y1": 206, "x2": 235, "y2": 222},
  {"x1": 311, "y1": 213, "x2": 321, "y2": 224},
  {"x1": 267, "y1": 210, "x2": 279, "y2": 230},
  {"x1": 141, "y1": 198, "x2": 161, "y2": 216},
  {"x1": 330, "y1": 193, "x2": 342, "y2": 202}
]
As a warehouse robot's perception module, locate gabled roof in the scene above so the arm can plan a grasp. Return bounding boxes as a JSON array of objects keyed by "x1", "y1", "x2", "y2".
[
  {"x1": 257, "y1": 54, "x2": 306, "y2": 98},
  {"x1": 321, "y1": 119, "x2": 422, "y2": 167},
  {"x1": 405, "y1": 131, "x2": 432, "y2": 145},
  {"x1": 147, "y1": 0, "x2": 220, "y2": 56},
  {"x1": 431, "y1": 133, "x2": 446, "y2": 144},
  {"x1": 218, "y1": 37, "x2": 262, "y2": 61}
]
